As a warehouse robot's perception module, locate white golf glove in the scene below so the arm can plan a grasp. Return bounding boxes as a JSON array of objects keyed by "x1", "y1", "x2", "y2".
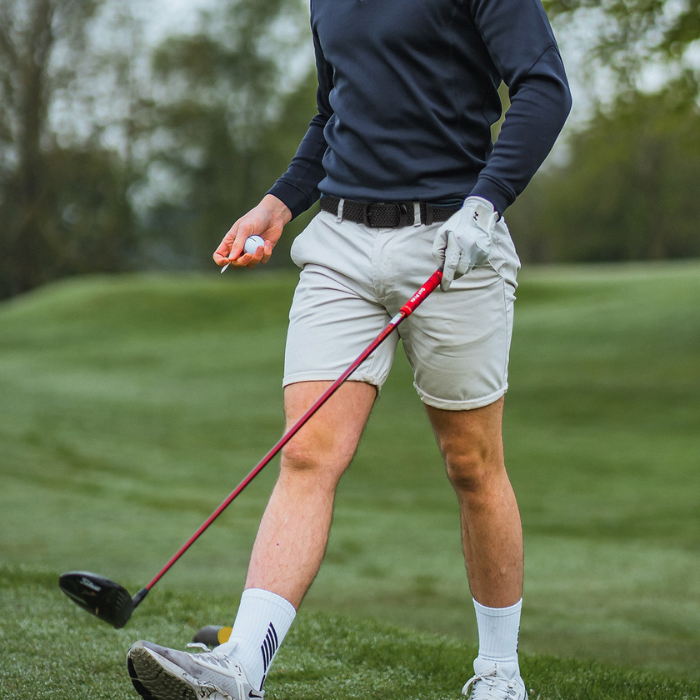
[{"x1": 432, "y1": 196, "x2": 499, "y2": 291}]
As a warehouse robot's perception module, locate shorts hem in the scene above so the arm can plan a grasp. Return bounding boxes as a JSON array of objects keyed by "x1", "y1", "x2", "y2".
[
  {"x1": 415, "y1": 384, "x2": 508, "y2": 411},
  {"x1": 283, "y1": 371, "x2": 383, "y2": 390}
]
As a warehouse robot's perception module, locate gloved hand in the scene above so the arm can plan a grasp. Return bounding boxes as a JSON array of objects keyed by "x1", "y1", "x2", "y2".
[{"x1": 432, "y1": 196, "x2": 499, "y2": 291}]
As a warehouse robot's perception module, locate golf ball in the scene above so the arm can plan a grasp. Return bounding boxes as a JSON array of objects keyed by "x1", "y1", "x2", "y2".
[{"x1": 244, "y1": 235, "x2": 265, "y2": 255}]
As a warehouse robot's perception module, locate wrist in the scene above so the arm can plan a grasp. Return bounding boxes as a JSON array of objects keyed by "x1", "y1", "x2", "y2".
[
  {"x1": 261, "y1": 194, "x2": 293, "y2": 225},
  {"x1": 465, "y1": 195, "x2": 497, "y2": 215},
  {"x1": 464, "y1": 196, "x2": 499, "y2": 230}
]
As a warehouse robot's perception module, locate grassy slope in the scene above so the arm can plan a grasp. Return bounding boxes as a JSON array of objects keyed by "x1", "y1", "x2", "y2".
[
  {"x1": 505, "y1": 263, "x2": 700, "y2": 672},
  {"x1": 0, "y1": 262, "x2": 699, "y2": 694}
]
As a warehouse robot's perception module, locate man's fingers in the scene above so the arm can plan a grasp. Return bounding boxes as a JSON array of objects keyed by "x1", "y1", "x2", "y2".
[
  {"x1": 261, "y1": 240, "x2": 273, "y2": 264},
  {"x1": 440, "y1": 264, "x2": 456, "y2": 292},
  {"x1": 220, "y1": 237, "x2": 271, "y2": 271},
  {"x1": 213, "y1": 222, "x2": 241, "y2": 267},
  {"x1": 215, "y1": 203, "x2": 279, "y2": 272},
  {"x1": 441, "y1": 237, "x2": 466, "y2": 291},
  {"x1": 228, "y1": 221, "x2": 263, "y2": 262},
  {"x1": 431, "y1": 226, "x2": 449, "y2": 263},
  {"x1": 228, "y1": 232, "x2": 248, "y2": 261},
  {"x1": 213, "y1": 240, "x2": 234, "y2": 267},
  {"x1": 244, "y1": 242, "x2": 267, "y2": 268}
]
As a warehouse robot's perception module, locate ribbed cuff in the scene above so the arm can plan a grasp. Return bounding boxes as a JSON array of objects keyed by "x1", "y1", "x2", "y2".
[
  {"x1": 469, "y1": 177, "x2": 514, "y2": 218},
  {"x1": 267, "y1": 181, "x2": 317, "y2": 220}
]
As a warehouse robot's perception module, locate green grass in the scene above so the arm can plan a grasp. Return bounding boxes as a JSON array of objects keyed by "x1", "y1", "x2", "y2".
[
  {"x1": 1, "y1": 262, "x2": 699, "y2": 698},
  {"x1": 2, "y1": 567, "x2": 699, "y2": 699}
]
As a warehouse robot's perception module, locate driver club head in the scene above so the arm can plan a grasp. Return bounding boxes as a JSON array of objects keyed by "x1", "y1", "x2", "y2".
[{"x1": 59, "y1": 571, "x2": 134, "y2": 629}]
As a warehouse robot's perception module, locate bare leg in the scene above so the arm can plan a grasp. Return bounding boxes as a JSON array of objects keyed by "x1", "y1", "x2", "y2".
[
  {"x1": 425, "y1": 397, "x2": 523, "y2": 607},
  {"x1": 245, "y1": 380, "x2": 377, "y2": 608}
]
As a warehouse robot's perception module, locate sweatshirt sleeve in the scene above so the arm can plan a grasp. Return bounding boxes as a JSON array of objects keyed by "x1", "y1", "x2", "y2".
[
  {"x1": 468, "y1": 0, "x2": 572, "y2": 215},
  {"x1": 267, "y1": 26, "x2": 332, "y2": 220}
]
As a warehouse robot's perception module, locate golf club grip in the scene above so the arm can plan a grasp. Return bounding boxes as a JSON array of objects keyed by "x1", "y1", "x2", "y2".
[
  {"x1": 142, "y1": 268, "x2": 443, "y2": 596},
  {"x1": 399, "y1": 268, "x2": 442, "y2": 316}
]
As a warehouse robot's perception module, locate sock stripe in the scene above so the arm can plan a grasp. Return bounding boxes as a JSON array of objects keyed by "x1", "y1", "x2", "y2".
[
  {"x1": 224, "y1": 589, "x2": 295, "y2": 692},
  {"x1": 260, "y1": 623, "x2": 278, "y2": 673}
]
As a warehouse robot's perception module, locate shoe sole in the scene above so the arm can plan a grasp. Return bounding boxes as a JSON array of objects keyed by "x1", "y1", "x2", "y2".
[{"x1": 128, "y1": 644, "x2": 233, "y2": 700}]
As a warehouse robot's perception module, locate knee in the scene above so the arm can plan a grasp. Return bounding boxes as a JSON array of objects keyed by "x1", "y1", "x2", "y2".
[
  {"x1": 443, "y1": 443, "x2": 502, "y2": 497},
  {"x1": 281, "y1": 438, "x2": 320, "y2": 473},
  {"x1": 280, "y1": 434, "x2": 348, "y2": 486}
]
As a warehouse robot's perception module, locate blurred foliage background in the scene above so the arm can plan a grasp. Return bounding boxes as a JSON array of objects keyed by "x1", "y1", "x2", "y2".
[{"x1": 1, "y1": 0, "x2": 699, "y2": 299}]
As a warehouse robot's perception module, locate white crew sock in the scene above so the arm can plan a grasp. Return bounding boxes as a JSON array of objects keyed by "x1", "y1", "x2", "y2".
[
  {"x1": 473, "y1": 598, "x2": 522, "y2": 666},
  {"x1": 218, "y1": 588, "x2": 296, "y2": 691}
]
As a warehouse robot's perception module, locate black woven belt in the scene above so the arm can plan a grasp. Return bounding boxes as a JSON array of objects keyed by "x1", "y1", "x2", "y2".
[{"x1": 320, "y1": 195, "x2": 460, "y2": 228}]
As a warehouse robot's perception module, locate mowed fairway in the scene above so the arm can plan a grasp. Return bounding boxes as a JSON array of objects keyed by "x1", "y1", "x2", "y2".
[{"x1": 1, "y1": 262, "x2": 699, "y2": 698}]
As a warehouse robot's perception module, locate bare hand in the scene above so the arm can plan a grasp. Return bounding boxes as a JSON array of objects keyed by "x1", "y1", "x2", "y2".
[{"x1": 213, "y1": 194, "x2": 292, "y2": 271}]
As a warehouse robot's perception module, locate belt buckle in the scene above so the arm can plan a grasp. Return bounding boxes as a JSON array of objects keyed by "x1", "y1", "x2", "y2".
[
  {"x1": 395, "y1": 202, "x2": 409, "y2": 227},
  {"x1": 362, "y1": 202, "x2": 373, "y2": 227},
  {"x1": 362, "y1": 201, "x2": 409, "y2": 227}
]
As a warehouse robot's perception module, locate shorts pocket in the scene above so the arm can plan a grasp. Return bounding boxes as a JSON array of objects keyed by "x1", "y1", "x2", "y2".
[
  {"x1": 289, "y1": 232, "x2": 303, "y2": 268},
  {"x1": 289, "y1": 213, "x2": 333, "y2": 269},
  {"x1": 489, "y1": 218, "x2": 521, "y2": 290}
]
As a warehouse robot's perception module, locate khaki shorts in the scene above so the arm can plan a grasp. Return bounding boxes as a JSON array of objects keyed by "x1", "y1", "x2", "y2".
[{"x1": 284, "y1": 210, "x2": 521, "y2": 410}]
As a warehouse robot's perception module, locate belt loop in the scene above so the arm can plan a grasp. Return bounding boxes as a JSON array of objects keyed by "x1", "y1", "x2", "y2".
[
  {"x1": 424, "y1": 204, "x2": 434, "y2": 226},
  {"x1": 413, "y1": 202, "x2": 421, "y2": 227},
  {"x1": 336, "y1": 198, "x2": 345, "y2": 224}
]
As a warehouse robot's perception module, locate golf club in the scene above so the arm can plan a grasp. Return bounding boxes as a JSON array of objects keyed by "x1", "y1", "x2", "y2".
[{"x1": 59, "y1": 267, "x2": 443, "y2": 628}]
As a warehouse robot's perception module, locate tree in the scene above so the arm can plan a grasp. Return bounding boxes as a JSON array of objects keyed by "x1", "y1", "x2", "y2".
[
  {"x1": 544, "y1": 0, "x2": 700, "y2": 95},
  {"x1": 0, "y1": 0, "x2": 142, "y2": 298},
  {"x1": 507, "y1": 76, "x2": 700, "y2": 262},
  {"x1": 141, "y1": 0, "x2": 316, "y2": 270},
  {"x1": 501, "y1": 0, "x2": 700, "y2": 262}
]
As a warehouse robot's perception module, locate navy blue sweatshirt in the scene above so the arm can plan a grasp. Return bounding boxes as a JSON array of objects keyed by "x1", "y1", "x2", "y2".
[{"x1": 269, "y1": 0, "x2": 572, "y2": 218}]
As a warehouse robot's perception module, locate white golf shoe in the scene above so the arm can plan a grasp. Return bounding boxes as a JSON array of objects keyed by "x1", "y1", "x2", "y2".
[
  {"x1": 462, "y1": 658, "x2": 527, "y2": 700},
  {"x1": 127, "y1": 640, "x2": 263, "y2": 700}
]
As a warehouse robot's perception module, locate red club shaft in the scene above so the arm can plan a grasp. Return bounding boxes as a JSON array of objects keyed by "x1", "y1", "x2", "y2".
[{"x1": 137, "y1": 268, "x2": 443, "y2": 603}]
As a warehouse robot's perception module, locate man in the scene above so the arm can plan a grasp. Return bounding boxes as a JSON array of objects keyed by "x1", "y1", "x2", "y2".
[{"x1": 127, "y1": 0, "x2": 571, "y2": 698}]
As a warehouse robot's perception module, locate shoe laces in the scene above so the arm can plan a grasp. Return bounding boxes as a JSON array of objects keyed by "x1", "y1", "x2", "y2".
[
  {"x1": 462, "y1": 669, "x2": 521, "y2": 699},
  {"x1": 185, "y1": 645, "x2": 235, "y2": 670}
]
